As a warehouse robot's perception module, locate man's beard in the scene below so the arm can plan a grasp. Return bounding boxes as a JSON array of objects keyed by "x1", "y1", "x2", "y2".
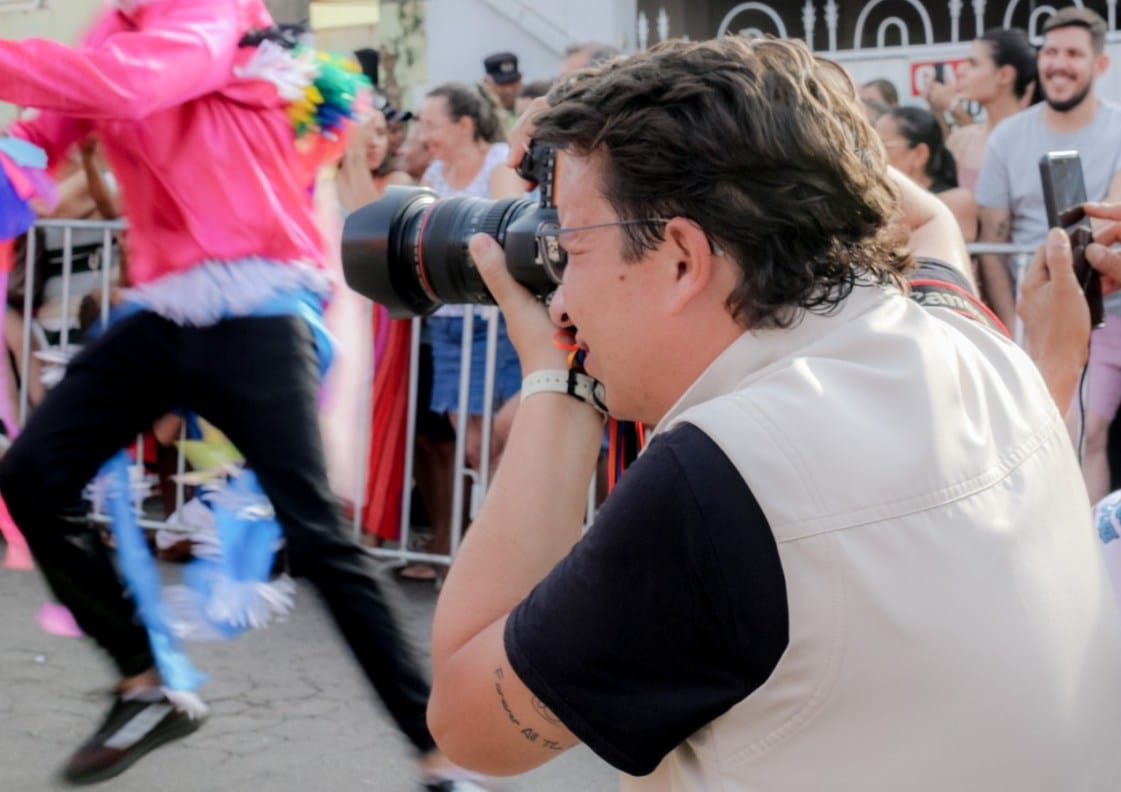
[{"x1": 1044, "y1": 79, "x2": 1093, "y2": 113}]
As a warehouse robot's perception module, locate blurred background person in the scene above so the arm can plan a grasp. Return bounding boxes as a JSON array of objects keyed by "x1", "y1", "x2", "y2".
[
  {"x1": 936, "y1": 28, "x2": 1040, "y2": 191},
  {"x1": 876, "y1": 106, "x2": 977, "y2": 242},
  {"x1": 381, "y1": 106, "x2": 413, "y2": 173},
  {"x1": 482, "y1": 51, "x2": 522, "y2": 131},
  {"x1": 860, "y1": 77, "x2": 899, "y2": 108},
  {"x1": 558, "y1": 41, "x2": 620, "y2": 78},
  {"x1": 976, "y1": 8, "x2": 1121, "y2": 501},
  {"x1": 399, "y1": 119, "x2": 433, "y2": 182},
  {"x1": 515, "y1": 79, "x2": 553, "y2": 118},
  {"x1": 336, "y1": 104, "x2": 413, "y2": 211}
]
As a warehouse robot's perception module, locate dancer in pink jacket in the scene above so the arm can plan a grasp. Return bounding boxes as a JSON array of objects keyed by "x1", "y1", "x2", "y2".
[{"x1": 0, "y1": 2, "x2": 470, "y2": 787}]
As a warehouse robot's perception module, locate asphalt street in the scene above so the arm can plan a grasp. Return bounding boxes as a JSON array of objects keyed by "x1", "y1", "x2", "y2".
[{"x1": 0, "y1": 557, "x2": 617, "y2": 792}]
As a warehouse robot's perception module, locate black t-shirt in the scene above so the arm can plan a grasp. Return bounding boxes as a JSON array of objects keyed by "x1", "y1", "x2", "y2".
[
  {"x1": 504, "y1": 259, "x2": 996, "y2": 776},
  {"x1": 505, "y1": 423, "x2": 787, "y2": 776}
]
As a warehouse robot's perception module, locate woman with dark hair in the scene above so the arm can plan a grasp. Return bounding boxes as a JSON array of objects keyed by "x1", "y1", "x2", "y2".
[
  {"x1": 876, "y1": 106, "x2": 978, "y2": 241},
  {"x1": 946, "y1": 28, "x2": 1040, "y2": 191}
]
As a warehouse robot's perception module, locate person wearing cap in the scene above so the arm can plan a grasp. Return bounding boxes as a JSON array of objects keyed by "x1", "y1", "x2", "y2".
[
  {"x1": 483, "y1": 51, "x2": 523, "y2": 129},
  {"x1": 381, "y1": 105, "x2": 414, "y2": 176}
]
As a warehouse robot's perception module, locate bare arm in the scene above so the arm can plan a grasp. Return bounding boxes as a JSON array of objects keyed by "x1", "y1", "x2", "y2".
[
  {"x1": 977, "y1": 205, "x2": 1017, "y2": 330},
  {"x1": 489, "y1": 161, "x2": 527, "y2": 199},
  {"x1": 938, "y1": 187, "x2": 978, "y2": 244},
  {"x1": 428, "y1": 234, "x2": 602, "y2": 774},
  {"x1": 80, "y1": 141, "x2": 119, "y2": 219},
  {"x1": 335, "y1": 130, "x2": 380, "y2": 214},
  {"x1": 891, "y1": 166, "x2": 973, "y2": 285}
]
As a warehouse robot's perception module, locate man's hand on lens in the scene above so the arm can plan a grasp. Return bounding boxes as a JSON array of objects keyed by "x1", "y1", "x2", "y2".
[{"x1": 469, "y1": 233, "x2": 569, "y2": 372}]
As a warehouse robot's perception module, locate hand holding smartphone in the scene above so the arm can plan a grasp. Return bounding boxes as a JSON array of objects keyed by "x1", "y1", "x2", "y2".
[{"x1": 1039, "y1": 151, "x2": 1105, "y2": 328}]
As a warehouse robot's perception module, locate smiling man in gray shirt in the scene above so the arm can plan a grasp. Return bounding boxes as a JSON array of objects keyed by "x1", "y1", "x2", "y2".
[{"x1": 976, "y1": 7, "x2": 1121, "y2": 501}]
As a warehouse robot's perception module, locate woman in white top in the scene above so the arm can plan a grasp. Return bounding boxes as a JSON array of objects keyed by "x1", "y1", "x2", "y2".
[{"x1": 412, "y1": 82, "x2": 524, "y2": 576}]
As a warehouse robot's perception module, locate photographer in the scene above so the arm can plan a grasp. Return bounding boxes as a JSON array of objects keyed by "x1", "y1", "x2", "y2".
[{"x1": 426, "y1": 37, "x2": 1121, "y2": 788}]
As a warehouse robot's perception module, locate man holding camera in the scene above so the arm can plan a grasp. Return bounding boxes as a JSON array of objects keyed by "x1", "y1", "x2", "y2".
[{"x1": 426, "y1": 36, "x2": 1121, "y2": 789}]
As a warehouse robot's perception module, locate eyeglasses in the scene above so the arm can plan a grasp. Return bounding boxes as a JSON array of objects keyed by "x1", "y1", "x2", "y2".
[
  {"x1": 534, "y1": 218, "x2": 670, "y2": 283},
  {"x1": 534, "y1": 217, "x2": 725, "y2": 283}
]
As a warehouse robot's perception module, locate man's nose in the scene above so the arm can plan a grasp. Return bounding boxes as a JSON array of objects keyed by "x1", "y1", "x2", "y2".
[{"x1": 548, "y1": 285, "x2": 571, "y2": 328}]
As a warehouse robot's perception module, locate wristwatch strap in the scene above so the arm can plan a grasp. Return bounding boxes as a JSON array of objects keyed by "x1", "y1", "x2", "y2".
[{"x1": 521, "y1": 369, "x2": 608, "y2": 415}]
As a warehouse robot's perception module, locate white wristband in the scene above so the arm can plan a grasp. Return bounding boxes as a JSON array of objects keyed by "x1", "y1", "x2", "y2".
[{"x1": 521, "y1": 369, "x2": 607, "y2": 415}]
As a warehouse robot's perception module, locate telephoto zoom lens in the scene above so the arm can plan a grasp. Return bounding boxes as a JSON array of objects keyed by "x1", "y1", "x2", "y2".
[{"x1": 342, "y1": 186, "x2": 558, "y2": 318}]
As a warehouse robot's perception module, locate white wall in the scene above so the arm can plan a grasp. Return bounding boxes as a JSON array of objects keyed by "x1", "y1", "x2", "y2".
[
  {"x1": 423, "y1": 0, "x2": 636, "y2": 89},
  {"x1": 0, "y1": 1, "x2": 103, "y2": 124}
]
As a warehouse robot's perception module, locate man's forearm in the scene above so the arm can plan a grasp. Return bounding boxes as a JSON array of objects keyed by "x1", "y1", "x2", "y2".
[{"x1": 431, "y1": 391, "x2": 604, "y2": 665}]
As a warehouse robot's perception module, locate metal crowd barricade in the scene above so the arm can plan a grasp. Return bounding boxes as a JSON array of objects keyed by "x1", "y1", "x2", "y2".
[
  {"x1": 964, "y1": 242, "x2": 1037, "y2": 344},
  {"x1": 368, "y1": 305, "x2": 601, "y2": 567},
  {"x1": 16, "y1": 218, "x2": 518, "y2": 568},
  {"x1": 15, "y1": 218, "x2": 183, "y2": 530},
  {"x1": 12, "y1": 221, "x2": 1043, "y2": 567},
  {"x1": 365, "y1": 305, "x2": 512, "y2": 567}
]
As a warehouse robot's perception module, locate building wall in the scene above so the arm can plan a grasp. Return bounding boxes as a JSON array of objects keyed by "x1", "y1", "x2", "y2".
[
  {"x1": 633, "y1": 0, "x2": 1121, "y2": 106},
  {"x1": 422, "y1": 0, "x2": 636, "y2": 92},
  {"x1": 265, "y1": 0, "x2": 309, "y2": 23},
  {"x1": 0, "y1": 1, "x2": 102, "y2": 124},
  {"x1": 0, "y1": 0, "x2": 377, "y2": 124}
]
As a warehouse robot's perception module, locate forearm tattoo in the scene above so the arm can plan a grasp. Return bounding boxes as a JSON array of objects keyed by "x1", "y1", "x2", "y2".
[{"x1": 493, "y1": 667, "x2": 566, "y2": 751}]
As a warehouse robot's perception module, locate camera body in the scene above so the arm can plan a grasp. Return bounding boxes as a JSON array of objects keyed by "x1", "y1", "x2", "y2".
[
  {"x1": 1039, "y1": 151, "x2": 1105, "y2": 328},
  {"x1": 341, "y1": 143, "x2": 559, "y2": 318}
]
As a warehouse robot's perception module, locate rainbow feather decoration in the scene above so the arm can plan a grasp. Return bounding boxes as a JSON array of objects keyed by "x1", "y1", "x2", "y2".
[
  {"x1": 238, "y1": 40, "x2": 371, "y2": 140},
  {"x1": 287, "y1": 48, "x2": 372, "y2": 140}
]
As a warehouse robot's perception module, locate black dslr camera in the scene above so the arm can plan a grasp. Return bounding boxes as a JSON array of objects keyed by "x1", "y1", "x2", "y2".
[{"x1": 341, "y1": 143, "x2": 559, "y2": 318}]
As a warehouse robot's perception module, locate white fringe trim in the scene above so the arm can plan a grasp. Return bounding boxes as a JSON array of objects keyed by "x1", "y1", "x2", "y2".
[
  {"x1": 122, "y1": 259, "x2": 331, "y2": 327},
  {"x1": 162, "y1": 688, "x2": 210, "y2": 720},
  {"x1": 164, "y1": 574, "x2": 297, "y2": 642},
  {"x1": 235, "y1": 40, "x2": 316, "y2": 101}
]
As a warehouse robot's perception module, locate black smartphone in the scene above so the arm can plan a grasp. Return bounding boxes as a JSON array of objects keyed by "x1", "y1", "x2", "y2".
[
  {"x1": 1039, "y1": 151, "x2": 1104, "y2": 328},
  {"x1": 932, "y1": 62, "x2": 946, "y2": 84}
]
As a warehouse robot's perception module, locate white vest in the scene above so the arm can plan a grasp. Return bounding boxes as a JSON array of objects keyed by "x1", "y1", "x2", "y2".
[{"x1": 626, "y1": 285, "x2": 1121, "y2": 791}]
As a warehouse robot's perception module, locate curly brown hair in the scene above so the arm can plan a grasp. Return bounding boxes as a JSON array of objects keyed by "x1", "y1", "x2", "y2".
[{"x1": 533, "y1": 36, "x2": 914, "y2": 329}]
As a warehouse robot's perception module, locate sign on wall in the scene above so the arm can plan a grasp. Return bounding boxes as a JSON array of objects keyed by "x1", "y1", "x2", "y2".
[{"x1": 909, "y1": 58, "x2": 969, "y2": 97}]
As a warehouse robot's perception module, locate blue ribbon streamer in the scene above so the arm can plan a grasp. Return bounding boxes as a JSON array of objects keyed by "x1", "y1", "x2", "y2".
[
  {"x1": 102, "y1": 451, "x2": 207, "y2": 691},
  {"x1": 95, "y1": 287, "x2": 333, "y2": 689}
]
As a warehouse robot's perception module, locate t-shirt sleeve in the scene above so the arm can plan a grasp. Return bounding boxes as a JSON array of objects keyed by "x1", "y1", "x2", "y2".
[{"x1": 504, "y1": 423, "x2": 789, "y2": 776}]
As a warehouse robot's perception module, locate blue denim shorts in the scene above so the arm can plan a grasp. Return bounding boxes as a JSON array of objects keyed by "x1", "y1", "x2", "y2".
[{"x1": 427, "y1": 314, "x2": 521, "y2": 415}]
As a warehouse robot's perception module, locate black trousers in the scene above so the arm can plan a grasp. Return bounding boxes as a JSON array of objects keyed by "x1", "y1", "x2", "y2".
[{"x1": 0, "y1": 311, "x2": 436, "y2": 754}]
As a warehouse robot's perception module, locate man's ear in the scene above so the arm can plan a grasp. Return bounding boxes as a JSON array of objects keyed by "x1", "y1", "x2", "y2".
[
  {"x1": 1096, "y1": 52, "x2": 1111, "y2": 79},
  {"x1": 662, "y1": 217, "x2": 720, "y2": 315}
]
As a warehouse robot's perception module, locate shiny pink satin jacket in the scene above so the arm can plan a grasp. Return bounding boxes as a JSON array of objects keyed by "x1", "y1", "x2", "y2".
[{"x1": 0, "y1": 0, "x2": 332, "y2": 284}]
